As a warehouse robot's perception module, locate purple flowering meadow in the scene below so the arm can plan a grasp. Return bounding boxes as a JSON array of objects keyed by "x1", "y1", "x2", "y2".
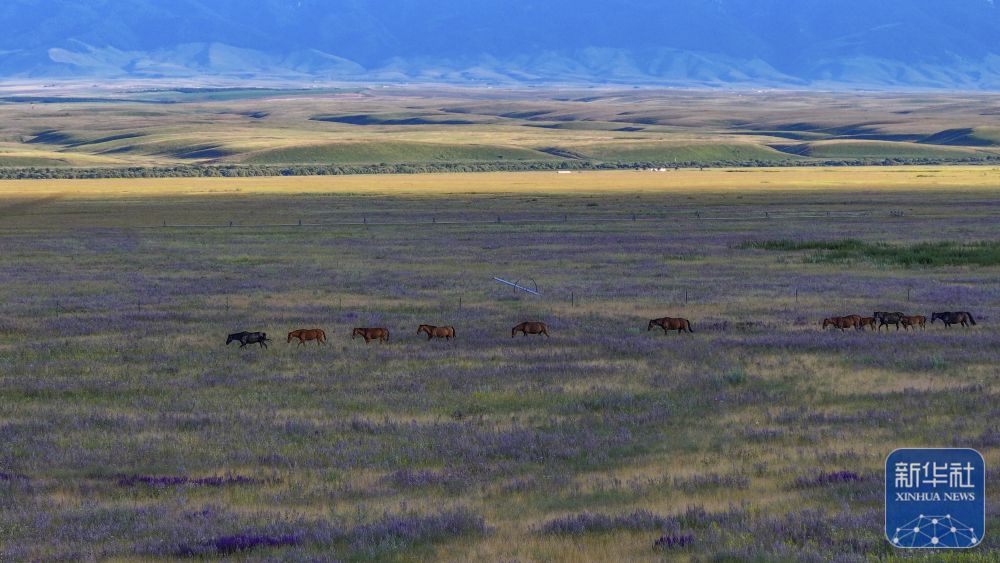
[{"x1": 1, "y1": 184, "x2": 998, "y2": 559}]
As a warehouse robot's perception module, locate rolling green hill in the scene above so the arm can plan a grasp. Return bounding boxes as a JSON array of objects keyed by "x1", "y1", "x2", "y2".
[
  {"x1": 235, "y1": 141, "x2": 558, "y2": 164},
  {"x1": 569, "y1": 142, "x2": 797, "y2": 162}
]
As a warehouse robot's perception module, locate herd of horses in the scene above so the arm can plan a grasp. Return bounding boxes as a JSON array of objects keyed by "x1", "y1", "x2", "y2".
[
  {"x1": 225, "y1": 311, "x2": 978, "y2": 349},
  {"x1": 224, "y1": 316, "x2": 696, "y2": 349},
  {"x1": 822, "y1": 311, "x2": 977, "y2": 332}
]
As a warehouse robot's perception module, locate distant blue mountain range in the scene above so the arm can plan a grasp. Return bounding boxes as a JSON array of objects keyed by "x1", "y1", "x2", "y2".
[{"x1": 1, "y1": 0, "x2": 998, "y2": 89}]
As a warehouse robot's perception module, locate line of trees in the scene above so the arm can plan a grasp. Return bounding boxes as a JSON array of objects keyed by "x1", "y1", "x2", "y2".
[{"x1": 0, "y1": 156, "x2": 996, "y2": 180}]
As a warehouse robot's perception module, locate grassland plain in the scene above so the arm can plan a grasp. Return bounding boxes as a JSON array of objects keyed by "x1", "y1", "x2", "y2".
[{"x1": 0, "y1": 168, "x2": 999, "y2": 561}]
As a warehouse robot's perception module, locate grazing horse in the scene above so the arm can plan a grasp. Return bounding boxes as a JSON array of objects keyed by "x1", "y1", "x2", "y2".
[
  {"x1": 858, "y1": 317, "x2": 877, "y2": 331},
  {"x1": 647, "y1": 316, "x2": 693, "y2": 334},
  {"x1": 417, "y1": 324, "x2": 456, "y2": 340},
  {"x1": 512, "y1": 321, "x2": 549, "y2": 337},
  {"x1": 226, "y1": 331, "x2": 270, "y2": 349},
  {"x1": 288, "y1": 328, "x2": 327, "y2": 346},
  {"x1": 931, "y1": 311, "x2": 977, "y2": 328},
  {"x1": 352, "y1": 327, "x2": 389, "y2": 343},
  {"x1": 874, "y1": 311, "x2": 905, "y2": 331},
  {"x1": 822, "y1": 316, "x2": 858, "y2": 331},
  {"x1": 900, "y1": 315, "x2": 926, "y2": 331}
]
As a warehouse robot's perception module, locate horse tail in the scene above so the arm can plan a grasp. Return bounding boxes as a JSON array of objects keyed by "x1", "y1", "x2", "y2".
[
  {"x1": 319, "y1": 330, "x2": 326, "y2": 342},
  {"x1": 686, "y1": 320, "x2": 693, "y2": 333},
  {"x1": 968, "y1": 313, "x2": 977, "y2": 325},
  {"x1": 450, "y1": 327, "x2": 456, "y2": 338}
]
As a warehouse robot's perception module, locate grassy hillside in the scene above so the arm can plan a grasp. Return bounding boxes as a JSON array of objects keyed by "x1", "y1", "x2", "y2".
[
  {"x1": 0, "y1": 87, "x2": 997, "y2": 173},
  {"x1": 919, "y1": 127, "x2": 1000, "y2": 147},
  {"x1": 774, "y1": 140, "x2": 991, "y2": 159}
]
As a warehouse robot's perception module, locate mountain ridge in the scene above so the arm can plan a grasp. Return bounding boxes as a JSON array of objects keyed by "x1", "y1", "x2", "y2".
[{"x1": 1, "y1": 0, "x2": 998, "y2": 89}]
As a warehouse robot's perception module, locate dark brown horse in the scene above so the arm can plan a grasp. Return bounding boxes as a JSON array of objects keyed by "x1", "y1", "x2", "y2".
[
  {"x1": 857, "y1": 317, "x2": 877, "y2": 331},
  {"x1": 226, "y1": 331, "x2": 270, "y2": 349},
  {"x1": 417, "y1": 324, "x2": 456, "y2": 340},
  {"x1": 288, "y1": 328, "x2": 327, "y2": 346},
  {"x1": 822, "y1": 316, "x2": 859, "y2": 331},
  {"x1": 352, "y1": 327, "x2": 389, "y2": 343},
  {"x1": 647, "y1": 316, "x2": 693, "y2": 334},
  {"x1": 512, "y1": 321, "x2": 549, "y2": 337},
  {"x1": 874, "y1": 311, "x2": 905, "y2": 331},
  {"x1": 900, "y1": 315, "x2": 926, "y2": 331},
  {"x1": 931, "y1": 311, "x2": 977, "y2": 328}
]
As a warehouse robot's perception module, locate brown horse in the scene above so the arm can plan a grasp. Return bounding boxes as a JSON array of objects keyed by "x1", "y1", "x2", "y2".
[
  {"x1": 352, "y1": 327, "x2": 389, "y2": 343},
  {"x1": 901, "y1": 315, "x2": 926, "y2": 331},
  {"x1": 857, "y1": 317, "x2": 877, "y2": 331},
  {"x1": 417, "y1": 324, "x2": 456, "y2": 340},
  {"x1": 512, "y1": 321, "x2": 549, "y2": 337},
  {"x1": 822, "y1": 316, "x2": 859, "y2": 331},
  {"x1": 287, "y1": 328, "x2": 327, "y2": 346},
  {"x1": 647, "y1": 316, "x2": 693, "y2": 334}
]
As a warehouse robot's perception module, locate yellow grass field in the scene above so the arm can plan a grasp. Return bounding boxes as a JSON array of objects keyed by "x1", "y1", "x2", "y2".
[{"x1": 0, "y1": 166, "x2": 998, "y2": 199}]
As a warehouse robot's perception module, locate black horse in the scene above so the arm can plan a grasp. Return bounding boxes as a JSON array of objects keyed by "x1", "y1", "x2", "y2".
[
  {"x1": 874, "y1": 311, "x2": 905, "y2": 331},
  {"x1": 931, "y1": 312, "x2": 977, "y2": 328},
  {"x1": 226, "y1": 331, "x2": 270, "y2": 349}
]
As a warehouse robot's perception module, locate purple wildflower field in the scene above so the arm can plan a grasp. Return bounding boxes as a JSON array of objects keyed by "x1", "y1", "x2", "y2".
[{"x1": 0, "y1": 179, "x2": 998, "y2": 560}]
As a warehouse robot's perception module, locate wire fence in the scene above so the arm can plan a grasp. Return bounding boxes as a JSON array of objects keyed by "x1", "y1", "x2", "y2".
[{"x1": 147, "y1": 209, "x2": 886, "y2": 230}]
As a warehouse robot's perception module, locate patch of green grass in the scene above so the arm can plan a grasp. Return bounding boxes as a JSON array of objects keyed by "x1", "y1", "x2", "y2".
[{"x1": 739, "y1": 238, "x2": 1000, "y2": 266}]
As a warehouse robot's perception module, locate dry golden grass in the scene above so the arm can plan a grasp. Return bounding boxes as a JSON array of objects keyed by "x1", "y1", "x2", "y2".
[{"x1": 0, "y1": 166, "x2": 998, "y2": 199}]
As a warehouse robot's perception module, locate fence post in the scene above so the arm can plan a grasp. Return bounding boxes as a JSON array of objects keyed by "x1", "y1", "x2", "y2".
[
  {"x1": 459, "y1": 296, "x2": 462, "y2": 310},
  {"x1": 685, "y1": 290, "x2": 689, "y2": 304},
  {"x1": 795, "y1": 288, "x2": 798, "y2": 303},
  {"x1": 571, "y1": 292, "x2": 575, "y2": 307}
]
